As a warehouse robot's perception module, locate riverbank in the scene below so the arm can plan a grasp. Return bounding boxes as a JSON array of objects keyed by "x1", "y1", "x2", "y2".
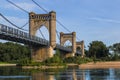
[
  {"x1": 0, "y1": 64, "x2": 16, "y2": 66},
  {"x1": 1, "y1": 61, "x2": 120, "y2": 69},
  {"x1": 79, "y1": 61, "x2": 120, "y2": 69},
  {"x1": 22, "y1": 65, "x2": 64, "y2": 69}
]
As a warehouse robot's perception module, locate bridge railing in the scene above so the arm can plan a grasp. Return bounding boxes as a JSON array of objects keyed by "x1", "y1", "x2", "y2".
[
  {"x1": 56, "y1": 44, "x2": 72, "y2": 52},
  {"x1": 0, "y1": 24, "x2": 78, "y2": 53},
  {"x1": 0, "y1": 24, "x2": 49, "y2": 45}
]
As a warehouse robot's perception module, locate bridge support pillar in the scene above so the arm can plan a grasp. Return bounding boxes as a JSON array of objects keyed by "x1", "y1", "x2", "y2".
[
  {"x1": 59, "y1": 50, "x2": 75, "y2": 58},
  {"x1": 31, "y1": 46, "x2": 53, "y2": 62},
  {"x1": 64, "y1": 53, "x2": 75, "y2": 58}
]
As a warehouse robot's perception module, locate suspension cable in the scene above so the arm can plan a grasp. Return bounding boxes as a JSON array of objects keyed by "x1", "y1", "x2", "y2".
[
  {"x1": 76, "y1": 37, "x2": 80, "y2": 41},
  {"x1": 31, "y1": 0, "x2": 71, "y2": 33},
  {"x1": 56, "y1": 20, "x2": 71, "y2": 32},
  {"x1": 32, "y1": 0, "x2": 48, "y2": 13},
  {"x1": 6, "y1": 0, "x2": 29, "y2": 13},
  {"x1": 5, "y1": 0, "x2": 29, "y2": 31},
  {"x1": 32, "y1": 17, "x2": 49, "y2": 40},
  {"x1": 39, "y1": 29, "x2": 45, "y2": 39},
  {"x1": 56, "y1": 30, "x2": 60, "y2": 41},
  {"x1": 20, "y1": 21, "x2": 29, "y2": 29},
  {"x1": 0, "y1": 13, "x2": 28, "y2": 31}
]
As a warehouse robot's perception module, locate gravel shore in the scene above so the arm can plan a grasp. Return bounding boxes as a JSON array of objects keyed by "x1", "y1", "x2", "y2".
[
  {"x1": 0, "y1": 64, "x2": 16, "y2": 66},
  {"x1": 79, "y1": 61, "x2": 120, "y2": 69}
]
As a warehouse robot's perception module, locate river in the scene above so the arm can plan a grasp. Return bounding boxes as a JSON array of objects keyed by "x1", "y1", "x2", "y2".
[{"x1": 0, "y1": 66, "x2": 120, "y2": 80}]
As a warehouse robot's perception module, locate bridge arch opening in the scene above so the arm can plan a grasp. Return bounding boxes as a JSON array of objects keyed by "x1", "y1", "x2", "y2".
[
  {"x1": 35, "y1": 25, "x2": 49, "y2": 41},
  {"x1": 64, "y1": 40, "x2": 72, "y2": 48},
  {"x1": 76, "y1": 46, "x2": 81, "y2": 51}
]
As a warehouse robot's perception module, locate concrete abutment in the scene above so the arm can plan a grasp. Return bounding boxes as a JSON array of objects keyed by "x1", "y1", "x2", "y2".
[{"x1": 31, "y1": 46, "x2": 53, "y2": 62}]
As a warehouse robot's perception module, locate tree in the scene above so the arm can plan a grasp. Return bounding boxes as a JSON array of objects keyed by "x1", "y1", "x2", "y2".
[
  {"x1": 109, "y1": 43, "x2": 120, "y2": 54},
  {"x1": 109, "y1": 43, "x2": 120, "y2": 61},
  {"x1": 0, "y1": 42, "x2": 30, "y2": 63},
  {"x1": 88, "y1": 41, "x2": 109, "y2": 58}
]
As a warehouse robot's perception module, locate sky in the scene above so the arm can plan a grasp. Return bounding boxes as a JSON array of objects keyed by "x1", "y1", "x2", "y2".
[{"x1": 0, "y1": 0, "x2": 120, "y2": 48}]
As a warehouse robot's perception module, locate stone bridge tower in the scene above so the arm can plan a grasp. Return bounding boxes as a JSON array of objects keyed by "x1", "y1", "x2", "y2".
[
  {"x1": 29, "y1": 11, "x2": 56, "y2": 61},
  {"x1": 76, "y1": 40, "x2": 85, "y2": 57},
  {"x1": 60, "y1": 32, "x2": 76, "y2": 57}
]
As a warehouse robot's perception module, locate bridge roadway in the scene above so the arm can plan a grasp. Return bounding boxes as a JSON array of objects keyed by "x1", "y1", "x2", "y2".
[{"x1": 0, "y1": 24, "x2": 80, "y2": 54}]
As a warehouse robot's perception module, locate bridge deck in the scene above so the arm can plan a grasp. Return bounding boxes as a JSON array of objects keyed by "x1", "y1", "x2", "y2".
[{"x1": 0, "y1": 24, "x2": 80, "y2": 53}]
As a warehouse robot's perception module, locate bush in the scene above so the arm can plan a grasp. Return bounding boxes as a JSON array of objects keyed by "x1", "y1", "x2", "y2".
[
  {"x1": 44, "y1": 49, "x2": 63, "y2": 64},
  {"x1": 63, "y1": 56, "x2": 93, "y2": 64},
  {"x1": 17, "y1": 58, "x2": 31, "y2": 66}
]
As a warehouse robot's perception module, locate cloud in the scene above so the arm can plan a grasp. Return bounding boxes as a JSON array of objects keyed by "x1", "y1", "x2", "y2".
[
  {"x1": 0, "y1": 15, "x2": 28, "y2": 30},
  {"x1": 4, "y1": 2, "x2": 37, "y2": 12},
  {"x1": 90, "y1": 17, "x2": 120, "y2": 24}
]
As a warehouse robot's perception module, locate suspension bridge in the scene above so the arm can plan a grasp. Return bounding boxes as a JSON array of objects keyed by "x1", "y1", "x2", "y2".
[{"x1": 0, "y1": 0, "x2": 84, "y2": 61}]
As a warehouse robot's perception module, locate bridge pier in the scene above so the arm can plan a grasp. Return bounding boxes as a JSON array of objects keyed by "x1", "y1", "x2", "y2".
[
  {"x1": 58, "y1": 50, "x2": 75, "y2": 58},
  {"x1": 64, "y1": 53, "x2": 75, "y2": 58},
  {"x1": 31, "y1": 46, "x2": 53, "y2": 62}
]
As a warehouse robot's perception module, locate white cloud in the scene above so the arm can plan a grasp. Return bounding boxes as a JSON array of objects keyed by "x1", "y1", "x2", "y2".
[
  {"x1": 4, "y1": 2, "x2": 37, "y2": 12},
  {"x1": 90, "y1": 17, "x2": 120, "y2": 24},
  {"x1": 0, "y1": 15, "x2": 28, "y2": 30}
]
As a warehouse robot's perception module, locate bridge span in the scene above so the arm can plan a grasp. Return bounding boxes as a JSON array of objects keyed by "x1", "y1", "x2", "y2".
[{"x1": 0, "y1": 11, "x2": 84, "y2": 62}]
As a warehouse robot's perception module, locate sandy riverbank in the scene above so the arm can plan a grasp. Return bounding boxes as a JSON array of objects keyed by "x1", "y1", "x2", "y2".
[
  {"x1": 79, "y1": 61, "x2": 120, "y2": 69},
  {"x1": 0, "y1": 64, "x2": 16, "y2": 66}
]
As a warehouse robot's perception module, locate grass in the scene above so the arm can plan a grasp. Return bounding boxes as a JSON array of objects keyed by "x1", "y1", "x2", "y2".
[{"x1": 0, "y1": 62, "x2": 10, "y2": 64}]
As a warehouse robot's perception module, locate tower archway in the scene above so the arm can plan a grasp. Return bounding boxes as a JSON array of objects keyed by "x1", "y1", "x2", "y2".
[
  {"x1": 29, "y1": 11, "x2": 56, "y2": 48},
  {"x1": 35, "y1": 25, "x2": 49, "y2": 41},
  {"x1": 64, "y1": 40, "x2": 72, "y2": 48},
  {"x1": 60, "y1": 32, "x2": 76, "y2": 56}
]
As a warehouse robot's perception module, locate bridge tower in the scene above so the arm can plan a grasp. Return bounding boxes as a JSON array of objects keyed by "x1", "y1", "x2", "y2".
[
  {"x1": 29, "y1": 11, "x2": 56, "y2": 62},
  {"x1": 76, "y1": 40, "x2": 85, "y2": 57},
  {"x1": 60, "y1": 32, "x2": 76, "y2": 57}
]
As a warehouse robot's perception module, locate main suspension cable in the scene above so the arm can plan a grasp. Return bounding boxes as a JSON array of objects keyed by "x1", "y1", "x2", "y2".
[
  {"x1": 56, "y1": 30, "x2": 60, "y2": 42},
  {"x1": 39, "y1": 29, "x2": 45, "y2": 39},
  {"x1": 6, "y1": 0, "x2": 29, "y2": 13},
  {"x1": 31, "y1": 0, "x2": 71, "y2": 33},
  {"x1": 20, "y1": 21, "x2": 29, "y2": 29},
  {"x1": 0, "y1": 13, "x2": 28, "y2": 31},
  {"x1": 32, "y1": 0, "x2": 48, "y2": 13}
]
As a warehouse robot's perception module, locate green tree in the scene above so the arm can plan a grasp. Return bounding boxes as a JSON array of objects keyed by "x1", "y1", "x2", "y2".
[
  {"x1": 88, "y1": 41, "x2": 109, "y2": 59},
  {"x1": 109, "y1": 43, "x2": 120, "y2": 61},
  {"x1": 0, "y1": 42, "x2": 30, "y2": 63},
  {"x1": 44, "y1": 49, "x2": 63, "y2": 64},
  {"x1": 109, "y1": 43, "x2": 120, "y2": 54}
]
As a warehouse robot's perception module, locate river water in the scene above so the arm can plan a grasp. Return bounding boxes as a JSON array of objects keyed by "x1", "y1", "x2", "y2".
[{"x1": 0, "y1": 66, "x2": 120, "y2": 80}]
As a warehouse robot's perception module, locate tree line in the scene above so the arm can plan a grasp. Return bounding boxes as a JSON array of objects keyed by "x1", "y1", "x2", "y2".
[
  {"x1": 0, "y1": 42, "x2": 30, "y2": 63},
  {"x1": 85, "y1": 41, "x2": 120, "y2": 61},
  {"x1": 0, "y1": 41, "x2": 120, "y2": 63}
]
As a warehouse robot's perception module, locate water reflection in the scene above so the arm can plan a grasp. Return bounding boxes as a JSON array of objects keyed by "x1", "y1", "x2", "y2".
[{"x1": 0, "y1": 67, "x2": 120, "y2": 80}]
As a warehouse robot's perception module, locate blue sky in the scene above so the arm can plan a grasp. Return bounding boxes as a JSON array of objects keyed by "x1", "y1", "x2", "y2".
[{"x1": 0, "y1": 0, "x2": 120, "y2": 48}]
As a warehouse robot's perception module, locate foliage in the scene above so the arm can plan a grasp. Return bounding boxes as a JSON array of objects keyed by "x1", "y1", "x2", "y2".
[
  {"x1": 85, "y1": 49, "x2": 89, "y2": 57},
  {"x1": 88, "y1": 41, "x2": 109, "y2": 59},
  {"x1": 109, "y1": 43, "x2": 120, "y2": 54},
  {"x1": 2, "y1": 41, "x2": 120, "y2": 66},
  {"x1": 0, "y1": 42, "x2": 30, "y2": 63},
  {"x1": 63, "y1": 56, "x2": 93, "y2": 64},
  {"x1": 110, "y1": 53, "x2": 120, "y2": 61},
  {"x1": 44, "y1": 49, "x2": 63, "y2": 64},
  {"x1": 108, "y1": 43, "x2": 120, "y2": 61}
]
